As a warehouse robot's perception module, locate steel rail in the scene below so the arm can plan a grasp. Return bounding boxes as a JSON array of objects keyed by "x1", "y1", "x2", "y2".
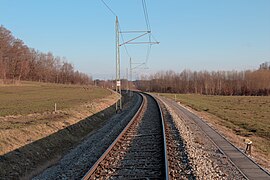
[
  {"x1": 82, "y1": 93, "x2": 146, "y2": 180},
  {"x1": 151, "y1": 94, "x2": 169, "y2": 180},
  {"x1": 82, "y1": 93, "x2": 170, "y2": 179}
]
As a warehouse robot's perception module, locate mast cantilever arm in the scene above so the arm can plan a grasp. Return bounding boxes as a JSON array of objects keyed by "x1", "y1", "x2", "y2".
[
  {"x1": 125, "y1": 42, "x2": 159, "y2": 45},
  {"x1": 120, "y1": 31, "x2": 149, "y2": 33},
  {"x1": 132, "y1": 63, "x2": 146, "y2": 70},
  {"x1": 119, "y1": 32, "x2": 149, "y2": 46}
]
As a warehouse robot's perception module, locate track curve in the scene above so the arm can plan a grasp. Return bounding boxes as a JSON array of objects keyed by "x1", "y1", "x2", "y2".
[{"x1": 83, "y1": 93, "x2": 169, "y2": 179}]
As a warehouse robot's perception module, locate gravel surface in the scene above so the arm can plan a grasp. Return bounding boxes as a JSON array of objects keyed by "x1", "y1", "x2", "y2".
[
  {"x1": 33, "y1": 93, "x2": 142, "y2": 179},
  {"x1": 158, "y1": 96, "x2": 246, "y2": 180},
  {"x1": 89, "y1": 94, "x2": 165, "y2": 179},
  {"x1": 159, "y1": 100, "x2": 195, "y2": 179}
]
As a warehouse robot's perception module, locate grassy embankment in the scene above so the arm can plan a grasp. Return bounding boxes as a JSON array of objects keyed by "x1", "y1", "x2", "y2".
[
  {"x1": 0, "y1": 81, "x2": 116, "y2": 154},
  {"x1": 0, "y1": 81, "x2": 120, "y2": 178},
  {"x1": 0, "y1": 81, "x2": 110, "y2": 117},
  {"x1": 162, "y1": 93, "x2": 270, "y2": 159}
]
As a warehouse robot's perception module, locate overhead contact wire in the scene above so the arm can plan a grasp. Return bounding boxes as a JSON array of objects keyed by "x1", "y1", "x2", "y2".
[
  {"x1": 100, "y1": 0, "x2": 117, "y2": 17},
  {"x1": 100, "y1": 0, "x2": 131, "y2": 59},
  {"x1": 142, "y1": 0, "x2": 152, "y2": 64}
]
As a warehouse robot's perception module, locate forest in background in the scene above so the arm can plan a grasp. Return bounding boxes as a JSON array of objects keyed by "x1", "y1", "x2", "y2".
[
  {"x1": 1, "y1": 24, "x2": 270, "y2": 95},
  {"x1": 136, "y1": 63, "x2": 270, "y2": 96},
  {"x1": 0, "y1": 25, "x2": 92, "y2": 85}
]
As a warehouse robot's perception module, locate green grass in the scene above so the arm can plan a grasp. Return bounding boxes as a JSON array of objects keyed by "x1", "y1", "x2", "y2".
[
  {"x1": 0, "y1": 81, "x2": 111, "y2": 116},
  {"x1": 162, "y1": 94, "x2": 270, "y2": 138},
  {"x1": 161, "y1": 93, "x2": 270, "y2": 154}
]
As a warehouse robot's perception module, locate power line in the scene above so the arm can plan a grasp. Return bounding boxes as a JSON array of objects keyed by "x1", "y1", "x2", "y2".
[
  {"x1": 141, "y1": 0, "x2": 153, "y2": 64},
  {"x1": 100, "y1": 0, "x2": 131, "y2": 59},
  {"x1": 142, "y1": 0, "x2": 151, "y2": 31},
  {"x1": 142, "y1": 0, "x2": 151, "y2": 42},
  {"x1": 100, "y1": 0, "x2": 158, "y2": 111},
  {"x1": 100, "y1": 0, "x2": 117, "y2": 17},
  {"x1": 100, "y1": 0, "x2": 159, "y2": 70},
  {"x1": 151, "y1": 33, "x2": 158, "y2": 43},
  {"x1": 145, "y1": 44, "x2": 152, "y2": 63},
  {"x1": 119, "y1": 24, "x2": 131, "y2": 58}
]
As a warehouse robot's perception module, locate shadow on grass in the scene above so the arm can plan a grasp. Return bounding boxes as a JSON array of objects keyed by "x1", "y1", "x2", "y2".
[{"x1": 0, "y1": 101, "x2": 117, "y2": 179}]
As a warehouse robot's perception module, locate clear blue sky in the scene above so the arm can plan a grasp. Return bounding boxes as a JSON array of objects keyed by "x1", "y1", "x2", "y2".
[{"x1": 1, "y1": 0, "x2": 270, "y2": 79}]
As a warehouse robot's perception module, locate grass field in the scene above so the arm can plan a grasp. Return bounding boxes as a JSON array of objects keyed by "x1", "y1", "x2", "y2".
[
  {"x1": 161, "y1": 93, "x2": 270, "y2": 155},
  {"x1": 0, "y1": 81, "x2": 118, "y2": 158},
  {"x1": 0, "y1": 81, "x2": 111, "y2": 116}
]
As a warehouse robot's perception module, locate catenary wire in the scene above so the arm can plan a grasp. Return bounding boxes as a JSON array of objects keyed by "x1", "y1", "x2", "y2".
[
  {"x1": 100, "y1": 0, "x2": 131, "y2": 58},
  {"x1": 142, "y1": 0, "x2": 153, "y2": 64},
  {"x1": 100, "y1": 0, "x2": 158, "y2": 66},
  {"x1": 100, "y1": 0, "x2": 117, "y2": 17},
  {"x1": 119, "y1": 24, "x2": 131, "y2": 58}
]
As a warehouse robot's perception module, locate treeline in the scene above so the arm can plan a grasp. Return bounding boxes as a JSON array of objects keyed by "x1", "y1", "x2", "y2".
[
  {"x1": 0, "y1": 25, "x2": 92, "y2": 84},
  {"x1": 136, "y1": 66, "x2": 270, "y2": 96}
]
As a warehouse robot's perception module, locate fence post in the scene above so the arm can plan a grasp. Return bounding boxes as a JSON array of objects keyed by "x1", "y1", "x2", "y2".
[{"x1": 244, "y1": 139, "x2": 252, "y2": 155}]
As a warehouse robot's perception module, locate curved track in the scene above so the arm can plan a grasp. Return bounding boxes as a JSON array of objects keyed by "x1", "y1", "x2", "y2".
[{"x1": 83, "y1": 93, "x2": 169, "y2": 179}]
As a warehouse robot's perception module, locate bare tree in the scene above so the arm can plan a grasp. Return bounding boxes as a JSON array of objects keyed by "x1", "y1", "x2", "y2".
[
  {"x1": 136, "y1": 68, "x2": 270, "y2": 96},
  {"x1": 0, "y1": 25, "x2": 92, "y2": 85}
]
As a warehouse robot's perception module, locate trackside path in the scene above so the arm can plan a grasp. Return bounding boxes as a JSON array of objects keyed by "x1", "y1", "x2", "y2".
[{"x1": 158, "y1": 96, "x2": 270, "y2": 180}]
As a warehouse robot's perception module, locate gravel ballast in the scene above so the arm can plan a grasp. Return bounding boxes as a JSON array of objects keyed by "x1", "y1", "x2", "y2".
[
  {"x1": 33, "y1": 93, "x2": 142, "y2": 179},
  {"x1": 157, "y1": 96, "x2": 246, "y2": 179}
]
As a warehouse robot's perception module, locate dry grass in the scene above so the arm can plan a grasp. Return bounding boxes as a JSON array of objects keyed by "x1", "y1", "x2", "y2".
[
  {"x1": 0, "y1": 92, "x2": 120, "y2": 178},
  {"x1": 0, "y1": 81, "x2": 116, "y2": 155},
  {"x1": 161, "y1": 93, "x2": 270, "y2": 159},
  {"x1": 0, "y1": 81, "x2": 110, "y2": 117}
]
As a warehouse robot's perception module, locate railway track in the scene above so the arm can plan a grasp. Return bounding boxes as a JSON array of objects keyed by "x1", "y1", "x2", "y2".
[
  {"x1": 83, "y1": 93, "x2": 169, "y2": 179},
  {"x1": 35, "y1": 92, "x2": 262, "y2": 179}
]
